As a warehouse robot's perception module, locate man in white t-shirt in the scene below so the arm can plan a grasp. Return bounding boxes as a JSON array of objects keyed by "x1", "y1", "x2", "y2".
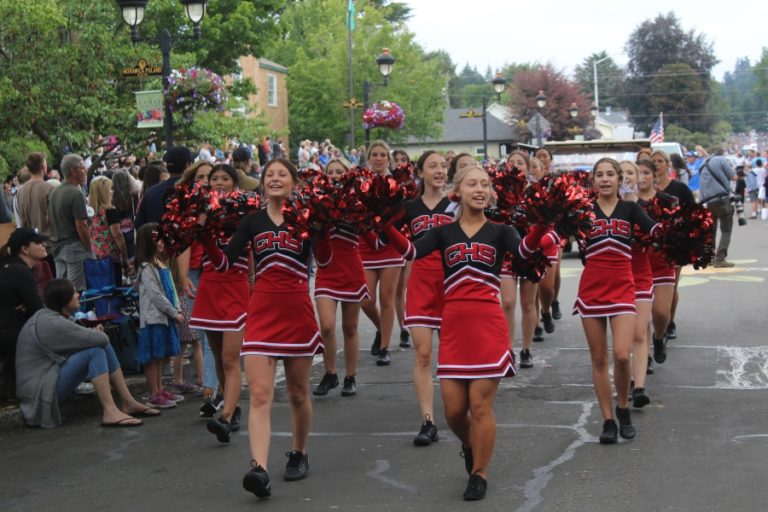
[{"x1": 754, "y1": 158, "x2": 766, "y2": 209}]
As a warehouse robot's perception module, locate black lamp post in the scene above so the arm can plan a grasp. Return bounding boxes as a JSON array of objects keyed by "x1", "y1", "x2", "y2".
[
  {"x1": 363, "y1": 48, "x2": 396, "y2": 148},
  {"x1": 534, "y1": 90, "x2": 547, "y2": 147},
  {"x1": 460, "y1": 71, "x2": 507, "y2": 160},
  {"x1": 568, "y1": 102, "x2": 578, "y2": 140},
  {"x1": 116, "y1": 0, "x2": 208, "y2": 151},
  {"x1": 589, "y1": 102, "x2": 599, "y2": 136}
]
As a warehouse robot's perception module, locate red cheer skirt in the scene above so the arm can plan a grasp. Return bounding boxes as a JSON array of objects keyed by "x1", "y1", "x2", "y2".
[
  {"x1": 437, "y1": 299, "x2": 516, "y2": 379},
  {"x1": 241, "y1": 287, "x2": 323, "y2": 358},
  {"x1": 404, "y1": 255, "x2": 445, "y2": 330},
  {"x1": 648, "y1": 248, "x2": 676, "y2": 287},
  {"x1": 573, "y1": 256, "x2": 636, "y2": 318},
  {"x1": 189, "y1": 269, "x2": 248, "y2": 332}
]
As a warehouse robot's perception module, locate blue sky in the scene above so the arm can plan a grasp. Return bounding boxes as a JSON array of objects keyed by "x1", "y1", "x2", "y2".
[{"x1": 405, "y1": 0, "x2": 763, "y2": 80}]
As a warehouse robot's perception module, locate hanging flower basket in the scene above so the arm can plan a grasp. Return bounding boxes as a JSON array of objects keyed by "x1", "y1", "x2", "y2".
[
  {"x1": 362, "y1": 100, "x2": 405, "y2": 129},
  {"x1": 164, "y1": 67, "x2": 228, "y2": 122}
]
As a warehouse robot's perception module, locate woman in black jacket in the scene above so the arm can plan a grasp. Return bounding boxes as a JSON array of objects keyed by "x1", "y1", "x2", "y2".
[{"x1": 0, "y1": 228, "x2": 48, "y2": 399}]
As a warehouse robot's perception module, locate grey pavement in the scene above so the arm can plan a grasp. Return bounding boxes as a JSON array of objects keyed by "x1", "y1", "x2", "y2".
[{"x1": 2, "y1": 220, "x2": 768, "y2": 511}]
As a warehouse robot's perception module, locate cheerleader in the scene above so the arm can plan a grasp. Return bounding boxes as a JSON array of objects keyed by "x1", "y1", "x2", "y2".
[
  {"x1": 499, "y1": 151, "x2": 541, "y2": 369},
  {"x1": 535, "y1": 146, "x2": 563, "y2": 321},
  {"x1": 530, "y1": 156, "x2": 559, "y2": 339},
  {"x1": 383, "y1": 165, "x2": 556, "y2": 500},
  {"x1": 650, "y1": 150, "x2": 695, "y2": 341},
  {"x1": 200, "y1": 159, "x2": 328, "y2": 498},
  {"x1": 313, "y1": 158, "x2": 367, "y2": 397},
  {"x1": 637, "y1": 158, "x2": 677, "y2": 366},
  {"x1": 189, "y1": 164, "x2": 249, "y2": 443},
  {"x1": 358, "y1": 140, "x2": 405, "y2": 365},
  {"x1": 574, "y1": 158, "x2": 659, "y2": 444},
  {"x1": 619, "y1": 161, "x2": 652, "y2": 407},
  {"x1": 392, "y1": 149, "x2": 413, "y2": 347},
  {"x1": 398, "y1": 150, "x2": 455, "y2": 446}
]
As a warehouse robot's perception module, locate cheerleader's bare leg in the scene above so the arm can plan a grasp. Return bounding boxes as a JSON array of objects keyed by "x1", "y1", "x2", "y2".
[
  {"x1": 499, "y1": 278, "x2": 517, "y2": 350},
  {"x1": 467, "y1": 378, "x2": 500, "y2": 477},
  {"x1": 520, "y1": 281, "x2": 538, "y2": 350},
  {"x1": 608, "y1": 314, "x2": 634, "y2": 409},
  {"x1": 411, "y1": 327, "x2": 435, "y2": 419},
  {"x1": 440, "y1": 379, "x2": 471, "y2": 447},
  {"x1": 632, "y1": 301, "x2": 652, "y2": 389},
  {"x1": 316, "y1": 297, "x2": 340, "y2": 374},
  {"x1": 244, "y1": 355, "x2": 277, "y2": 467},
  {"x1": 377, "y1": 267, "x2": 402, "y2": 351},
  {"x1": 220, "y1": 329, "x2": 244, "y2": 420},
  {"x1": 538, "y1": 261, "x2": 557, "y2": 315},
  {"x1": 651, "y1": 285, "x2": 674, "y2": 340},
  {"x1": 340, "y1": 302, "x2": 361, "y2": 377},
  {"x1": 582, "y1": 317, "x2": 614, "y2": 420},
  {"x1": 361, "y1": 269, "x2": 382, "y2": 331},
  {"x1": 283, "y1": 356, "x2": 314, "y2": 452}
]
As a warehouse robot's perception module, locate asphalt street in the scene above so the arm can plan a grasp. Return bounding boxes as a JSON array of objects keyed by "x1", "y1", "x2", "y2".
[{"x1": 2, "y1": 219, "x2": 767, "y2": 512}]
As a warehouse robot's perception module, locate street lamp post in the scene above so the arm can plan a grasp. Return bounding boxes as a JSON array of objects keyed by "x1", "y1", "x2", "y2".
[
  {"x1": 362, "y1": 48, "x2": 396, "y2": 148},
  {"x1": 534, "y1": 90, "x2": 546, "y2": 147},
  {"x1": 460, "y1": 71, "x2": 506, "y2": 160},
  {"x1": 590, "y1": 101, "x2": 599, "y2": 134},
  {"x1": 593, "y1": 55, "x2": 610, "y2": 110},
  {"x1": 116, "y1": 0, "x2": 208, "y2": 151}
]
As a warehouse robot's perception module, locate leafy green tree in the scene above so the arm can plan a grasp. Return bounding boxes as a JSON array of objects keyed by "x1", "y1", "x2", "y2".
[
  {"x1": 753, "y1": 48, "x2": 768, "y2": 131},
  {"x1": 265, "y1": 0, "x2": 443, "y2": 148},
  {"x1": 649, "y1": 63, "x2": 707, "y2": 131},
  {"x1": 0, "y1": 0, "x2": 284, "y2": 165},
  {"x1": 720, "y1": 57, "x2": 759, "y2": 131},
  {"x1": 573, "y1": 51, "x2": 625, "y2": 109},
  {"x1": 624, "y1": 12, "x2": 717, "y2": 132}
]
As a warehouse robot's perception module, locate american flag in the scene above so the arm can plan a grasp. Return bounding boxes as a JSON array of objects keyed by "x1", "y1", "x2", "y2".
[{"x1": 649, "y1": 114, "x2": 664, "y2": 143}]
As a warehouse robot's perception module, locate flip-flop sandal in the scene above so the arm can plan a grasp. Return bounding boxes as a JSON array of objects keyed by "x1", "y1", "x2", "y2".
[
  {"x1": 130, "y1": 407, "x2": 162, "y2": 418},
  {"x1": 101, "y1": 417, "x2": 143, "y2": 428}
]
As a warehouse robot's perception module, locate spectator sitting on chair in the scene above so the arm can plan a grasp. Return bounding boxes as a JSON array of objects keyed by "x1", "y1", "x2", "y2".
[
  {"x1": 48, "y1": 154, "x2": 94, "y2": 291},
  {"x1": 15, "y1": 278, "x2": 160, "y2": 428},
  {"x1": 0, "y1": 228, "x2": 48, "y2": 400}
]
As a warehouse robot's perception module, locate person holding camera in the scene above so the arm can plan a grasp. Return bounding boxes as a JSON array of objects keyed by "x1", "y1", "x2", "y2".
[{"x1": 698, "y1": 145, "x2": 737, "y2": 268}]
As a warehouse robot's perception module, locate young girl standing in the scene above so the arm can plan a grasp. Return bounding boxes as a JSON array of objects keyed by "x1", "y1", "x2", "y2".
[
  {"x1": 313, "y1": 158, "x2": 368, "y2": 397},
  {"x1": 619, "y1": 161, "x2": 652, "y2": 407},
  {"x1": 398, "y1": 150, "x2": 455, "y2": 446},
  {"x1": 135, "y1": 223, "x2": 183, "y2": 409},
  {"x1": 574, "y1": 158, "x2": 659, "y2": 443},
  {"x1": 385, "y1": 165, "x2": 557, "y2": 500},
  {"x1": 200, "y1": 159, "x2": 329, "y2": 498},
  {"x1": 358, "y1": 141, "x2": 405, "y2": 365},
  {"x1": 189, "y1": 164, "x2": 250, "y2": 442}
]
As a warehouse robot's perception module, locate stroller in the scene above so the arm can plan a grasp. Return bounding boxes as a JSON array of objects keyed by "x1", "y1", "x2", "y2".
[{"x1": 79, "y1": 258, "x2": 143, "y2": 374}]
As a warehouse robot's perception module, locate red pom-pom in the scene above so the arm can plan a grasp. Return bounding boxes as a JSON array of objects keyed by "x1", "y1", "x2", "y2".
[
  {"x1": 157, "y1": 182, "x2": 208, "y2": 256},
  {"x1": 502, "y1": 249, "x2": 551, "y2": 283},
  {"x1": 656, "y1": 202, "x2": 715, "y2": 269},
  {"x1": 205, "y1": 190, "x2": 261, "y2": 241},
  {"x1": 282, "y1": 169, "x2": 342, "y2": 240},
  {"x1": 523, "y1": 174, "x2": 595, "y2": 240}
]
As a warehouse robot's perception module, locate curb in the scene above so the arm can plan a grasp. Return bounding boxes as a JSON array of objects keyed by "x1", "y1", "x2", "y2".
[{"x1": 0, "y1": 375, "x2": 148, "y2": 433}]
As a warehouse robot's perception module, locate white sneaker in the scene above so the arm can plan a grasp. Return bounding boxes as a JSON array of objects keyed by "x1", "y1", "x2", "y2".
[{"x1": 75, "y1": 382, "x2": 95, "y2": 395}]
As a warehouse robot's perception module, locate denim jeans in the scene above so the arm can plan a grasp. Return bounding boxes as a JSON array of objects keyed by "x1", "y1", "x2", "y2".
[
  {"x1": 56, "y1": 344, "x2": 120, "y2": 399},
  {"x1": 189, "y1": 268, "x2": 218, "y2": 390}
]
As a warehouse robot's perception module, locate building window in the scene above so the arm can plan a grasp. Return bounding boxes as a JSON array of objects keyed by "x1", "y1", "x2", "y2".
[
  {"x1": 267, "y1": 74, "x2": 277, "y2": 107},
  {"x1": 474, "y1": 146, "x2": 485, "y2": 156},
  {"x1": 233, "y1": 61, "x2": 243, "y2": 82}
]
